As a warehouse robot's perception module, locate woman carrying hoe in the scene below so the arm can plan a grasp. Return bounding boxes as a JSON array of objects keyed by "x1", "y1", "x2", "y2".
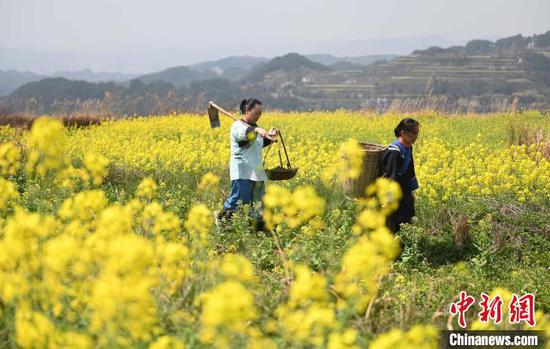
[{"x1": 217, "y1": 98, "x2": 278, "y2": 232}]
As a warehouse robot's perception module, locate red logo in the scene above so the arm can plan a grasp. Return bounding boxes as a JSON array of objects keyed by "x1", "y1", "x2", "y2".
[
  {"x1": 450, "y1": 291, "x2": 476, "y2": 328},
  {"x1": 450, "y1": 291, "x2": 536, "y2": 328},
  {"x1": 478, "y1": 293, "x2": 503, "y2": 324},
  {"x1": 509, "y1": 293, "x2": 536, "y2": 327}
]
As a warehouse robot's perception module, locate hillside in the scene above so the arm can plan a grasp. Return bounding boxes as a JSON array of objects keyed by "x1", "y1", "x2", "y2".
[
  {"x1": 51, "y1": 69, "x2": 138, "y2": 83},
  {"x1": 2, "y1": 31, "x2": 550, "y2": 115},
  {"x1": 266, "y1": 31, "x2": 550, "y2": 112},
  {"x1": 0, "y1": 70, "x2": 46, "y2": 96},
  {"x1": 135, "y1": 53, "x2": 388, "y2": 87},
  {"x1": 136, "y1": 66, "x2": 217, "y2": 88},
  {"x1": 0, "y1": 69, "x2": 138, "y2": 97},
  {"x1": 246, "y1": 53, "x2": 331, "y2": 81},
  {"x1": 188, "y1": 55, "x2": 268, "y2": 73},
  {"x1": 136, "y1": 56, "x2": 272, "y2": 86},
  {"x1": 305, "y1": 53, "x2": 398, "y2": 66},
  {"x1": 7, "y1": 77, "x2": 121, "y2": 103}
]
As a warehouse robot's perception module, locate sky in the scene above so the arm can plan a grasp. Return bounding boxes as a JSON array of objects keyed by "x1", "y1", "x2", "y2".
[{"x1": 1, "y1": 0, "x2": 549, "y2": 73}]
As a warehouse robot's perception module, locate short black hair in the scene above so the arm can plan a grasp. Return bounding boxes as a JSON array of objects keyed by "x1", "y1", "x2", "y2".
[
  {"x1": 239, "y1": 98, "x2": 262, "y2": 114},
  {"x1": 394, "y1": 118, "x2": 420, "y2": 137}
]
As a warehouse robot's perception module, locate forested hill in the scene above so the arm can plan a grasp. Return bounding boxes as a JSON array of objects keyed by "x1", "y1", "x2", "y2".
[{"x1": 2, "y1": 31, "x2": 550, "y2": 115}]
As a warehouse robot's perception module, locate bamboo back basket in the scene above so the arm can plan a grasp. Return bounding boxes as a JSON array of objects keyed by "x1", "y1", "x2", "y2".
[{"x1": 342, "y1": 142, "x2": 386, "y2": 198}]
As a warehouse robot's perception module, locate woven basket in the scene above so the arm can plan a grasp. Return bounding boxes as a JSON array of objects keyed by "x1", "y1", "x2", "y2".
[
  {"x1": 342, "y1": 142, "x2": 386, "y2": 198},
  {"x1": 263, "y1": 131, "x2": 298, "y2": 181},
  {"x1": 266, "y1": 166, "x2": 298, "y2": 181}
]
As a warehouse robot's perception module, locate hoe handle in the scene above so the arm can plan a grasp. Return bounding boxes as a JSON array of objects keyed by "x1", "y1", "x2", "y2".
[{"x1": 209, "y1": 101, "x2": 240, "y2": 122}]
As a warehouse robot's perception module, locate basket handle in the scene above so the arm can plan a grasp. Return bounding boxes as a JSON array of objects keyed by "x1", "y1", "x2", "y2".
[
  {"x1": 263, "y1": 137, "x2": 283, "y2": 167},
  {"x1": 263, "y1": 141, "x2": 272, "y2": 167},
  {"x1": 278, "y1": 131, "x2": 292, "y2": 168},
  {"x1": 262, "y1": 131, "x2": 292, "y2": 169},
  {"x1": 277, "y1": 141, "x2": 284, "y2": 168}
]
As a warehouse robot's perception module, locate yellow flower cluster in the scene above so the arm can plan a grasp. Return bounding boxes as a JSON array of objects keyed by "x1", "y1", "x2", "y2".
[
  {"x1": 199, "y1": 281, "x2": 258, "y2": 346},
  {"x1": 416, "y1": 140, "x2": 550, "y2": 204},
  {"x1": 218, "y1": 253, "x2": 256, "y2": 283},
  {"x1": 0, "y1": 177, "x2": 19, "y2": 212},
  {"x1": 368, "y1": 325, "x2": 439, "y2": 349},
  {"x1": 0, "y1": 173, "x2": 196, "y2": 348},
  {"x1": 198, "y1": 171, "x2": 220, "y2": 190},
  {"x1": 83, "y1": 152, "x2": 110, "y2": 186},
  {"x1": 149, "y1": 336, "x2": 186, "y2": 349},
  {"x1": 184, "y1": 203, "x2": 212, "y2": 243},
  {"x1": 323, "y1": 138, "x2": 365, "y2": 183},
  {"x1": 197, "y1": 253, "x2": 267, "y2": 348},
  {"x1": 276, "y1": 264, "x2": 336, "y2": 346},
  {"x1": 47, "y1": 111, "x2": 547, "y2": 209},
  {"x1": 136, "y1": 177, "x2": 159, "y2": 200},
  {"x1": 58, "y1": 190, "x2": 108, "y2": 224},
  {"x1": 263, "y1": 185, "x2": 325, "y2": 230},
  {"x1": 18, "y1": 118, "x2": 111, "y2": 191},
  {"x1": 271, "y1": 177, "x2": 408, "y2": 347},
  {"x1": 0, "y1": 142, "x2": 21, "y2": 176},
  {"x1": 25, "y1": 118, "x2": 67, "y2": 176},
  {"x1": 334, "y1": 229, "x2": 400, "y2": 313},
  {"x1": 0, "y1": 112, "x2": 547, "y2": 348}
]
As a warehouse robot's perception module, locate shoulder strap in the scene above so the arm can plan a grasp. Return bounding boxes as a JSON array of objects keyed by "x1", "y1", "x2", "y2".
[{"x1": 387, "y1": 144, "x2": 401, "y2": 152}]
